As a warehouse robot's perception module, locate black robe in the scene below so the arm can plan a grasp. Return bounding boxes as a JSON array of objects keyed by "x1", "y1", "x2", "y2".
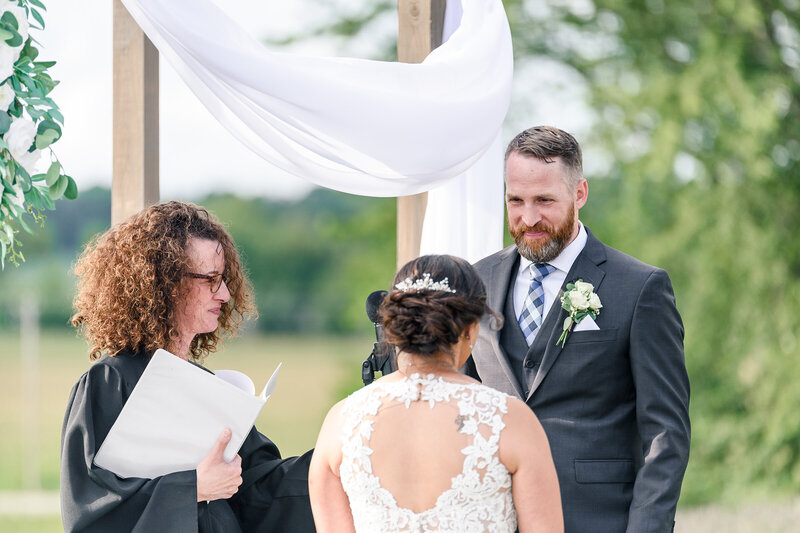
[{"x1": 60, "y1": 351, "x2": 316, "y2": 532}]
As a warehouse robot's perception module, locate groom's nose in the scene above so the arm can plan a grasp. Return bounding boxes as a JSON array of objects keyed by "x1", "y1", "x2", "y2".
[{"x1": 520, "y1": 206, "x2": 542, "y2": 227}]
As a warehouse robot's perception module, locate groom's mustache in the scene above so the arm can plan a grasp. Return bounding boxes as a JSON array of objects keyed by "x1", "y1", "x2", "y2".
[{"x1": 515, "y1": 223, "x2": 554, "y2": 236}]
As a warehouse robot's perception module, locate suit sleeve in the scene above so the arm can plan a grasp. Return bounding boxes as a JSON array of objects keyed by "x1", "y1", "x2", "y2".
[
  {"x1": 60, "y1": 364, "x2": 200, "y2": 533},
  {"x1": 626, "y1": 269, "x2": 691, "y2": 533}
]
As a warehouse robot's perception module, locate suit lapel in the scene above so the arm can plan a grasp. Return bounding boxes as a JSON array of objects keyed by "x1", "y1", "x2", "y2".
[
  {"x1": 479, "y1": 246, "x2": 525, "y2": 399},
  {"x1": 527, "y1": 229, "x2": 608, "y2": 400}
]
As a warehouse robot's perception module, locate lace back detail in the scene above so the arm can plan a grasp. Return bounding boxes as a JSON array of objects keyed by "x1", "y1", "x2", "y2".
[{"x1": 340, "y1": 375, "x2": 518, "y2": 533}]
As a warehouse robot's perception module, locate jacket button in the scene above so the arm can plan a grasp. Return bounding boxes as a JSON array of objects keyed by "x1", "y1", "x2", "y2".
[{"x1": 524, "y1": 359, "x2": 534, "y2": 368}]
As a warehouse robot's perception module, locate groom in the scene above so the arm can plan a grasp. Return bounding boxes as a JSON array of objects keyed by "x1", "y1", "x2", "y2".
[{"x1": 467, "y1": 126, "x2": 690, "y2": 532}]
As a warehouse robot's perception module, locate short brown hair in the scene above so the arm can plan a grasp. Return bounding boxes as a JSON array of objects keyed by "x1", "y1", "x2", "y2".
[
  {"x1": 72, "y1": 201, "x2": 256, "y2": 361},
  {"x1": 505, "y1": 125, "x2": 583, "y2": 189}
]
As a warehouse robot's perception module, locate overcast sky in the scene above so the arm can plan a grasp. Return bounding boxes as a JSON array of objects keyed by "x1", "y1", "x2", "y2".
[{"x1": 37, "y1": 0, "x2": 593, "y2": 202}]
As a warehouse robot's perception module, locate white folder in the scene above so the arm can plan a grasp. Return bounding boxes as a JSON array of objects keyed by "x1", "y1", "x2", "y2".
[{"x1": 94, "y1": 348, "x2": 280, "y2": 479}]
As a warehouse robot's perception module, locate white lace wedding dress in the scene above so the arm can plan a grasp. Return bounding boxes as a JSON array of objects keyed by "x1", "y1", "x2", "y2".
[{"x1": 339, "y1": 374, "x2": 518, "y2": 532}]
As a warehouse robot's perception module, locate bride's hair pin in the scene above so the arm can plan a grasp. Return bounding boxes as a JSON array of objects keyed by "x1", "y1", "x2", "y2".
[{"x1": 394, "y1": 273, "x2": 456, "y2": 294}]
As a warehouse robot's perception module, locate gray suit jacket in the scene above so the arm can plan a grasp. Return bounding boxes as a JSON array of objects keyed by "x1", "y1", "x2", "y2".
[{"x1": 469, "y1": 228, "x2": 690, "y2": 533}]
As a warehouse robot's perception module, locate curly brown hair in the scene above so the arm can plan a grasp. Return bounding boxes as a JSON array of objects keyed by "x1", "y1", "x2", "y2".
[
  {"x1": 379, "y1": 255, "x2": 493, "y2": 357},
  {"x1": 72, "y1": 201, "x2": 256, "y2": 361}
]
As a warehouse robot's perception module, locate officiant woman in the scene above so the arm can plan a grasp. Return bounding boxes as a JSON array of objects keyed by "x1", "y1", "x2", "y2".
[{"x1": 60, "y1": 201, "x2": 315, "y2": 532}]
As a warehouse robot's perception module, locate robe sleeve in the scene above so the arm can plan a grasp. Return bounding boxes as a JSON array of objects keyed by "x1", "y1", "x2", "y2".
[
  {"x1": 231, "y1": 429, "x2": 316, "y2": 532},
  {"x1": 60, "y1": 361, "x2": 200, "y2": 533}
]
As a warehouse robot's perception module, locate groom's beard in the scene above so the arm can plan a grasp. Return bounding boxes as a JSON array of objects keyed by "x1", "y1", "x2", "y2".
[{"x1": 510, "y1": 204, "x2": 575, "y2": 263}]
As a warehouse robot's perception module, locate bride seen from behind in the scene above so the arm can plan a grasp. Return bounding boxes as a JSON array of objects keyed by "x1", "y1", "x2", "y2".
[{"x1": 309, "y1": 255, "x2": 563, "y2": 532}]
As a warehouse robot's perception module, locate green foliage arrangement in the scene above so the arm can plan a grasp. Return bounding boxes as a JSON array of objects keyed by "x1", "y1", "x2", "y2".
[{"x1": 0, "y1": 0, "x2": 73, "y2": 268}]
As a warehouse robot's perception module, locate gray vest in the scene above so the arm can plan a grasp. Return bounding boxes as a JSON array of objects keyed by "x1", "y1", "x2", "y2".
[{"x1": 499, "y1": 268, "x2": 541, "y2": 397}]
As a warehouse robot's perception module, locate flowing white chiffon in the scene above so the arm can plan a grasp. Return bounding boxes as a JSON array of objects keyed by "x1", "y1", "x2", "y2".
[{"x1": 119, "y1": 0, "x2": 512, "y2": 261}]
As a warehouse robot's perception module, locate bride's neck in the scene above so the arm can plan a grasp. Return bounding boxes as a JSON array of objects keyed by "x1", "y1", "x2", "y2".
[{"x1": 397, "y1": 351, "x2": 459, "y2": 376}]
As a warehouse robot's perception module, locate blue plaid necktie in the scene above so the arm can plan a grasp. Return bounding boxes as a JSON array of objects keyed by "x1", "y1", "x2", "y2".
[{"x1": 518, "y1": 263, "x2": 556, "y2": 346}]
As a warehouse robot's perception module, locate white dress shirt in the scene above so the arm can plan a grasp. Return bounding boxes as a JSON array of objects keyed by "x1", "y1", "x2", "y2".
[{"x1": 513, "y1": 222, "x2": 588, "y2": 340}]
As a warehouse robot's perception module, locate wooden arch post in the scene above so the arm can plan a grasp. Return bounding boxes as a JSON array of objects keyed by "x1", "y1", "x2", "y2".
[
  {"x1": 396, "y1": 0, "x2": 446, "y2": 270},
  {"x1": 112, "y1": 0, "x2": 159, "y2": 226}
]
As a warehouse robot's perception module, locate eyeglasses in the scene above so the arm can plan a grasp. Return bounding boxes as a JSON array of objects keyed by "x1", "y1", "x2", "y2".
[{"x1": 188, "y1": 272, "x2": 228, "y2": 293}]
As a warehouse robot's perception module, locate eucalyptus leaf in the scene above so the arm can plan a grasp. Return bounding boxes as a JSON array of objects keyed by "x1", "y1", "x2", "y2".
[
  {"x1": 45, "y1": 162, "x2": 60, "y2": 186},
  {"x1": 8, "y1": 100, "x2": 21, "y2": 118},
  {"x1": 0, "y1": 113, "x2": 10, "y2": 135},
  {"x1": 63, "y1": 175, "x2": 78, "y2": 200},
  {"x1": 37, "y1": 119, "x2": 61, "y2": 136},
  {"x1": 39, "y1": 186, "x2": 54, "y2": 210},
  {"x1": 35, "y1": 128, "x2": 59, "y2": 149},
  {"x1": 47, "y1": 108, "x2": 63, "y2": 123},
  {"x1": 4, "y1": 30, "x2": 22, "y2": 47},
  {"x1": 17, "y1": 214, "x2": 32, "y2": 234},
  {"x1": 31, "y1": 9, "x2": 45, "y2": 30},
  {"x1": 16, "y1": 168, "x2": 31, "y2": 193},
  {"x1": 48, "y1": 175, "x2": 67, "y2": 200},
  {"x1": 29, "y1": 0, "x2": 46, "y2": 9},
  {"x1": 0, "y1": 11, "x2": 18, "y2": 30},
  {"x1": 0, "y1": 170, "x2": 12, "y2": 190},
  {"x1": 0, "y1": 28, "x2": 12, "y2": 41},
  {"x1": 23, "y1": 186, "x2": 43, "y2": 210}
]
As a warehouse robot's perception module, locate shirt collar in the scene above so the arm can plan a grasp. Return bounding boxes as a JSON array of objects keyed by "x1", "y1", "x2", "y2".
[{"x1": 518, "y1": 222, "x2": 588, "y2": 276}]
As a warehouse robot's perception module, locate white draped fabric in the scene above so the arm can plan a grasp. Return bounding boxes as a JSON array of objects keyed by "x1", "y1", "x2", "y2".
[{"x1": 120, "y1": 0, "x2": 512, "y2": 261}]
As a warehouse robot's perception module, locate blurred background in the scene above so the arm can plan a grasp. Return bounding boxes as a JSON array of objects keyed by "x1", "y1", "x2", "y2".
[{"x1": 1, "y1": 0, "x2": 799, "y2": 531}]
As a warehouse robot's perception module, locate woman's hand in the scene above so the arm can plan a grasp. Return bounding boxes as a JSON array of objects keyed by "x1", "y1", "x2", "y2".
[{"x1": 196, "y1": 428, "x2": 243, "y2": 502}]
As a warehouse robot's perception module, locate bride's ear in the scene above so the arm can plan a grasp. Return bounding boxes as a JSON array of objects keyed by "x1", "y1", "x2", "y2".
[{"x1": 465, "y1": 322, "x2": 480, "y2": 347}]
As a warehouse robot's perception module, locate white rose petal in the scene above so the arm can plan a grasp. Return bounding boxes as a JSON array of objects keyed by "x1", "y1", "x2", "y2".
[
  {"x1": 0, "y1": 81, "x2": 14, "y2": 112},
  {"x1": 5, "y1": 116, "x2": 36, "y2": 158},
  {"x1": 568, "y1": 291, "x2": 590, "y2": 310},
  {"x1": 16, "y1": 147, "x2": 42, "y2": 175},
  {"x1": 0, "y1": 44, "x2": 18, "y2": 83},
  {"x1": 574, "y1": 281, "x2": 594, "y2": 294},
  {"x1": 589, "y1": 293, "x2": 602, "y2": 310}
]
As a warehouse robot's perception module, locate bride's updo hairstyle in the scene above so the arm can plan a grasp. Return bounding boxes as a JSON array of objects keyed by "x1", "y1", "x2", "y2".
[{"x1": 379, "y1": 254, "x2": 492, "y2": 356}]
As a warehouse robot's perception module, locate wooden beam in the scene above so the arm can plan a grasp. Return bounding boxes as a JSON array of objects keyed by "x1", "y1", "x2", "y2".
[
  {"x1": 112, "y1": 0, "x2": 159, "y2": 226},
  {"x1": 396, "y1": 0, "x2": 445, "y2": 270}
]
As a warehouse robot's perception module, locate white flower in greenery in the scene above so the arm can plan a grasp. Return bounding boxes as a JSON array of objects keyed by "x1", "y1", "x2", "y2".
[
  {"x1": 0, "y1": 80, "x2": 13, "y2": 111},
  {"x1": 574, "y1": 280, "x2": 594, "y2": 295},
  {"x1": 15, "y1": 147, "x2": 41, "y2": 174},
  {"x1": 0, "y1": 44, "x2": 18, "y2": 83},
  {"x1": 2, "y1": 1, "x2": 29, "y2": 45},
  {"x1": 567, "y1": 290, "x2": 590, "y2": 310},
  {"x1": 5, "y1": 115, "x2": 36, "y2": 158},
  {"x1": 557, "y1": 278, "x2": 603, "y2": 347}
]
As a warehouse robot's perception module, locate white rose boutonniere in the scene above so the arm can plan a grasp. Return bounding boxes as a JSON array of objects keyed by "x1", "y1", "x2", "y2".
[{"x1": 557, "y1": 279, "x2": 602, "y2": 347}]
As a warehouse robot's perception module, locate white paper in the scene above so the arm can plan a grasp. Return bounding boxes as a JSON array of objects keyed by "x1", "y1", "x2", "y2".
[{"x1": 94, "y1": 349, "x2": 280, "y2": 479}]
